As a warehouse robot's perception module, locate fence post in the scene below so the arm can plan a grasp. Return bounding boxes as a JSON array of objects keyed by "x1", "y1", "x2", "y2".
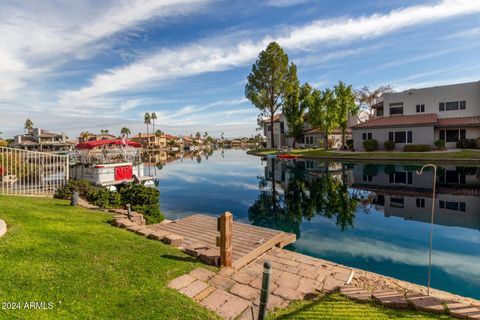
[{"x1": 217, "y1": 211, "x2": 233, "y2": 268}]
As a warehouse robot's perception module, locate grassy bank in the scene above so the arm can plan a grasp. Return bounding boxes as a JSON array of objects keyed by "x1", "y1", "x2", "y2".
[
  {"x1": 268, "y1": 293, "x2": 451, "y2": 320},
  {"x1": 249, "y1": 148, "x2": 480, "y2": 161},
  {"x1": 0, "y1": 196, "x2": 218, "y2": 320}
]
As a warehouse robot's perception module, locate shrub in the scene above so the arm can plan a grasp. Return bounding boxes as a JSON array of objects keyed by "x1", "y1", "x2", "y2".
[
  {"x1": 456, "y1": 139, "x2": 477, "y2": 149},
  {"x1": 384, "y1": 140, "x2": 395, "y2": 151},
  {"x1": 403, "y1": 144, "x2": 432, "y2": 152},
  {"x1": 85, "y1": 187, "x2": 122, "y2": 208},
  {"x1": 54, "y1": 179, "x2": 95, "y2": 199},
  {"x1": 362, "y1": 139, "x2": 378, "y2": 151},
  {"x1": 434, "y1": 139, "x2": 445, "y2": 150},
  {"x1": 346, "y1": 139, "x2": 354, "y2": 150},
  {"x1": 118, "y1": 184, "x2": 164, "y2": 224},
  {"x1": 384, "y1": 165, "x2": 396, "y2": 175}
]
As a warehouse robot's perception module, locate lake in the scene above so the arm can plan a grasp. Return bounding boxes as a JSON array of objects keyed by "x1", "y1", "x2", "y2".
[{"x1": 148, "y1": 149, "x2": 480, "y2": 300}]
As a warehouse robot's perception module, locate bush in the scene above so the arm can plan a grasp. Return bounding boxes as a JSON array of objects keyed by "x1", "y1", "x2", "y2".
[
  {"x1": 346, "y1": 139, "x2": 354, "y2": 150},
  {"x1": 384, "y1": 140, "x2": 395, "y2": 151},
  {"x1": 362, "y1": 139, "x2": 378, "y2": 151},
  {"x1": 118, "y1": 184, "x2": 164, "y2": 224},
  {"x1": 384, "y1": 165, "x2": 396, "y2": 175},
  {"x1": 85, "y1": 188, "x2": 122, "y2": 208},
  {"x1": 54, "y1": 179, "x2": 95, "y2": 199},
  {"x1": 456, "y1": 139, "x2": 477, "y2": 149},
  {"x1": 434, "y1": 139, "x2": 445, "y2": 150},
  {"x1": 403, "y1": 144, "x2": 432, "y2": 152},
  {"x1": 363, "y1": 164, "x2": 378, "y2": 176}
]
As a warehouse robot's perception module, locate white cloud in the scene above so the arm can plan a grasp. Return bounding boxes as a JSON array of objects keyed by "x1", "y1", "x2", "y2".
[
  {"x1": 264, "y1": 0, "x2": 312, "y2": 7},
  {"x1": 59, "y1": 0, "x2": 480, "y2": 112}
]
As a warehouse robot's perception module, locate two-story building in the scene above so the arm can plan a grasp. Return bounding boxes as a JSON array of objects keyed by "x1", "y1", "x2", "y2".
[
  {"x1": 352, "y1": 81, "x2": 480, "y2": 151},
  {"x1": 11, "y1": 128, "x2": 74, "y2": 151},
  {"x1": 131, "y1": 133, "x2": 167, "y2": 149}
]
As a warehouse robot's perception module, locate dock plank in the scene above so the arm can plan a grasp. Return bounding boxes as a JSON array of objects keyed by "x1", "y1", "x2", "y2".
[{"x1": 151, "y1": 214, "x2": 296, "y2": 268}]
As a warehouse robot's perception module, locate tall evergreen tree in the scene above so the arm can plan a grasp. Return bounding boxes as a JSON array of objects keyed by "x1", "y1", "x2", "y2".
[{"x1": 246, "y1": 42, "x2": 293, "y2": 148}]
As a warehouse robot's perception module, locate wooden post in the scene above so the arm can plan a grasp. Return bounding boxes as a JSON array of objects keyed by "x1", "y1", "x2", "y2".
[{"x1": 217, "y1": 211, "x2": 233, "y2": 268}]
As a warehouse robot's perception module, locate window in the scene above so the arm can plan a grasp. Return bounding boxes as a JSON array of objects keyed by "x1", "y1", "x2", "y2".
[
  {"x1": 439, "y1": 100, "x2": 466, "y2": 111},
  {"x1": 439, "y1": 200, "x2": 466, "y2": 211},
  {"x1": 390, "y1": 197, "x2": 404, "y2": 208},
  {"x1": 267, "y1": 125, "x2": 272, "y2": 132},
  {"x1": 362, "y1": 132, "x2": 372, "y2": 140},
  {"x1": 440, "y1": 129, "x2": 465, "y2": 142},
  {"x1": 389, "y1": 172, "x2": 413, "y2": 184},
  {"x1": 376, "y1": 108, "x2": 384, "y2": 117},
  {"x1": 416, "y1": 198, "x2": 425, "y2": 208},
  {"x1": 280, "y1": 122, "x2": 285, "y2": 133},
  {"x1": 439, "y1": 200, "x2": 444, "y2": 208},
  {"x1": 388, "y1": 132, "x2": 393, "y2": 141},
  {"x1": 395, "y1": 131, "x2": 406, "y2": 143},
  {"x1": 416, "y1": 104, "x2": 425, "y2": 113},
  {"x1": 446, "y1": 101, "x2": 459, "y2": 111},
  {"x1": 363, "y1": 175, "x2": 373, "y2": 182},
  {"x1": 407, "y1": 131, "x2": 413, "y2": 143},
  {"x1": 390, "y1": 106, "x2": 404, "y2": 115}
]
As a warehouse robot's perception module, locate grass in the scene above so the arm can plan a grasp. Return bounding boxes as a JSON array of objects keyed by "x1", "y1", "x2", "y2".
[
  {"x1": 268, "y1": 293, "x2": 452, "y2": 320},
  {"x1": 0, "y1": 196, "x2": 219, "y2": 320},
  {"x1": 250, "y1": 148, "x2": 480, "y2": 161}
]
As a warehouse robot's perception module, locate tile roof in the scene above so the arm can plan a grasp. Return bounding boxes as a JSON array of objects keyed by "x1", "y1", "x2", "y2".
[
  {"x1": 437, "y1": 116, "x2": 480, "y2": 127},
  {"x1": 351, "y1": 113, "x2": 438, "y2": 129},
  {"x1": 263, "y1": 114, "x2": 281, "y2": 123}
]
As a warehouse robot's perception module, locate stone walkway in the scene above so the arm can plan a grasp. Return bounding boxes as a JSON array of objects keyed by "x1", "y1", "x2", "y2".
[{"x1": 169, "y1": 247, "x2": 480, "y2": 320}]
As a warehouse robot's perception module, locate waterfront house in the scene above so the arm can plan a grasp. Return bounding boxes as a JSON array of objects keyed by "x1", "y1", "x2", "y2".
[
  {"x1": 78, "y1": 132, "x2": 117, "y2": 143},
  {"x1": 131, "y1": 133, "x2": 167, "y2": 149},
  {"x1": 263, "y1": 113, "x2": 358, "y2": 149},
  {"x1": 352, "y1": 81, "x2": 480, "y2": 150},
  {"x1": 11, "y1": 128, "x2": 74, "y2": 151}
]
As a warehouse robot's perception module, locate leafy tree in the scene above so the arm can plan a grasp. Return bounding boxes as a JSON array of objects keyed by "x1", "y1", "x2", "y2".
[
  {"x1": 283, "y1": 65, "x2": 308, "y2": 148},
  {"x1": 334, "y1": 81, "x2": 358, "y2": 149},
  {"x1": 246, "y1": 42, "x2": 293, "y2": 148},
  {"x1": 144, "y1": 112, "x2": 151, "y2": 147},
  {"x1": 120, "y1": 127, "x2": 131, "y2": 139},
  {"x1": 100, "y1": 129, "x2": 110, "y2": 134},
  {"x1": 308, "y1": 88, "x2": 338, "y2": 149},
  {"x1": 80, "y1": 131, "x2": 92, "y2": 141},
  {"x1": 356, "y1": 85, "x2": 393, "y2": 120},
  {"x1": 155, "y1": 129, "x2": 163, "y2": 137},
  {"x1": 24, "y1": 119, "x2": 33, "y2": 132}
]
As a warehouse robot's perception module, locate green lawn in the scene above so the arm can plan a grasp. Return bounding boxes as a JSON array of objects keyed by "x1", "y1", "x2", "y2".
[
  {"x1": 268, "y1": 293, "x2": 451, "y2": 320},
  {"x1": 0, "y1": 196, "x2": 218, "y2": 320},
  {"x1": 250, "y1": 148, "x2": 480, "y2": 161}
]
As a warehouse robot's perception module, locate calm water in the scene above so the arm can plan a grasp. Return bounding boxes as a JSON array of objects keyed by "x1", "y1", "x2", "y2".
[{"x1": 150, "y1": 149, "x2": 480, "y2": 299}]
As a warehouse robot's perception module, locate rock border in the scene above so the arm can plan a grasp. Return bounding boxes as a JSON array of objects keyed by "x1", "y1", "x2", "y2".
[{"x1": 0, "y1": 218, "x2": 6, "y2": 238}]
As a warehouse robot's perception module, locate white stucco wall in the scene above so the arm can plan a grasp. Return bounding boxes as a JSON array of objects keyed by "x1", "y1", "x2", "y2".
[{"x1": 352, "y1": 126, "x2": 434, "y2": 151}]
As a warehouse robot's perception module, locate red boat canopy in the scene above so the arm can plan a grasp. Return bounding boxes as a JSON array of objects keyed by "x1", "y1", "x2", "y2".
[{"x1": 76, "y1": 139, "x2": 142, "y2": 150}]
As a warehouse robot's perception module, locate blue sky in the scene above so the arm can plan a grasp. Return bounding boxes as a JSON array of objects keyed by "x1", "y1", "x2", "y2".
[{"x1": 0, "y1": 0, "x2": 479, "y2": 139}]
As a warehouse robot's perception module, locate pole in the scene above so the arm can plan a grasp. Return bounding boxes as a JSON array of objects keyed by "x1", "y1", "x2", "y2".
[
  {"x1": 258, "y1": 261, "x2": 271, "y2": 320},
  {"x1": 416, "y1": 164, "x2": 437, "y2": 296},
  {"x1": 217, "y1": 212, "x2": 233, "y2": 268}
]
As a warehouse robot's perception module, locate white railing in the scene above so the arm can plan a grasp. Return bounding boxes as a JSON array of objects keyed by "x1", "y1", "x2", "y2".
[{"x1": 0, "y1": 147, "x2": 69, "y2": 196}]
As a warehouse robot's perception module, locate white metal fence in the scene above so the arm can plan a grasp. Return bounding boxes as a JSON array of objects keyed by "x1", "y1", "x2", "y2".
[{"x1": 0, "y1": 147, "x2": 69, "y2": 196}]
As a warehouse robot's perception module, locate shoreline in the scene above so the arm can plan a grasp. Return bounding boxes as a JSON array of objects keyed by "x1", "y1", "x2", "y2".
[{"x1": 247, "y1": 150, "x2": 480, "y2": 165}]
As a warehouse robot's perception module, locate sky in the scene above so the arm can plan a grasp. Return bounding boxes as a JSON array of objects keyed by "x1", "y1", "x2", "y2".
[{"x1": 0, "y1": 0, "x2": 479, "y2": 139}]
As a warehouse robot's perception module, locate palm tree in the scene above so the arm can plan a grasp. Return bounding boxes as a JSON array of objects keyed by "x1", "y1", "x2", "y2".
[
  {"x1": 195, "y1": 132, "x2": 201, "y2": 140},
  {"x1": 120, "y1": 127, "x2": 131, "y2": 139},
  {"x1": 24, "y1": 119, "x2": 33, "y2": 133},
  {"x1": 80, "y1": 131, "x2": 91, "y2": 142},
  {"x1": 151, "y1": 112, "x2": 157, "y2": 146},
  {"x1": 144, "y1": 112, "x2": 151, "y2": 148},
  {"x1": 100, "y1": 129, "x2": 110, "y2": 134},
  {"x1": 155, "y1": 129, "x2": 163, "y2": 137}
]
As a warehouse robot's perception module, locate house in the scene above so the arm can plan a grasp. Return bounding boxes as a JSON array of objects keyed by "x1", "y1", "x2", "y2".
[
  {"x1": 131, "y1": 133, "x2": 167, "y2": 149},
  {"x1": 263, "y1": 113, "x2": 357, "y2": 149},
  {"x1": 11, "y1": 128, "x2": 74, "y2": 151},
  {"x1": 78, "y1": 132, "x2": 117, "y2": 143},
  {"x1": 352, "y1": 81, "x2": 480, "y2": 151}
]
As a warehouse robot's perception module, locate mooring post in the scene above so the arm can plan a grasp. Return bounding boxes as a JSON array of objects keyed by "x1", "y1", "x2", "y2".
[
  {"x1": 126, "y1": 204, "x2": 132, "y2": 221},
  {"x1": 217, "y1": 211, "x2": 233, "y2": 268},
  {"x1": 70, "y1": 191, "x2": 79, "y2": 206},
  {"x1": 258, "y1": 261, "x2": 271, "y2": 320}
]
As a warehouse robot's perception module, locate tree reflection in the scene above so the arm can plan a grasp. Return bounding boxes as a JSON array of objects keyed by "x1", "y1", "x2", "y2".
[{"x1": 249, "y1": 159, "x2": 359, "y2": 239}]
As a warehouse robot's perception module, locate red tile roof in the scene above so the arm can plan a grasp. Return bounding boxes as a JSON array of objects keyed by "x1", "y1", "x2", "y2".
[
  {"x1": 437, "y1": 116, "x2": 480, "y2": 127},
  {"x1": 352, "y1": 113, "x2": 438, "y2": 129},
  {"x1": 263, "y1": 115, "x2": 281, "y2": 123}
]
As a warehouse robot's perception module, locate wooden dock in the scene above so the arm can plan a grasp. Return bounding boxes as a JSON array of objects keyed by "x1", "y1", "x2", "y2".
[{"x1": 151, "y1": 214, "x2": 296, "y2": 269}]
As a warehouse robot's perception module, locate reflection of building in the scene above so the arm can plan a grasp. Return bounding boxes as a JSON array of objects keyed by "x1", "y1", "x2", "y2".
[
  {"x1": 352, "y1": 164, "x2": 480, "y2": 230},
  {"x1": 263, "y1": 113, "x2": 358, "y2": 149},
  {"x1": 12, "y1": 128, "x2": 74, "y2": 151},
  {"x1": 352, "y1": 81, "x2": 480, "y2": 150}
]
